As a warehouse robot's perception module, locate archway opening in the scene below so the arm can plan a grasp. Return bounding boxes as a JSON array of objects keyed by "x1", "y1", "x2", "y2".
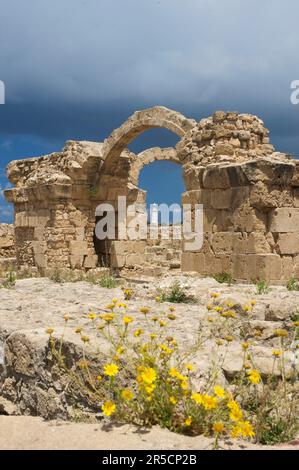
[{"x1": 139, "y1": 160, "x2": 185, "y2": 225}]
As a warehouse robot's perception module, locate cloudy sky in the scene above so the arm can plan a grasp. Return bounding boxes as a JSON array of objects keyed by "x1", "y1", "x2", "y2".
[{"x1": 0, "y1": 0, "x2": 299, "y2": 221}]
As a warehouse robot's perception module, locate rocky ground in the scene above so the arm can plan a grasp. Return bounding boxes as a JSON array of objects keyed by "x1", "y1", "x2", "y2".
[
  {"x1": 0, "y1": 274, "x2": 298, "y2": 450},
  {"x1": 0, "y1": 416, "x2": 298, "y2": 450}
]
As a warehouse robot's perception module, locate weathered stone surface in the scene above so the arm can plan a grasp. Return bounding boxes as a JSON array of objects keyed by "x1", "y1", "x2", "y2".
[{"x1": 0, "y1": 277, "x2": 297, "y2": 421}]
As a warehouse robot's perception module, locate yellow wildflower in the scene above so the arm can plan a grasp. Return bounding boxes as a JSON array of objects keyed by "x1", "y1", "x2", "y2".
[
  {"x1": 97, "y1": 375, "x2": 102, "y2": 382},
  {"x1": 159, "y1": 344, "x2": 173, "y2": 354},
  {"x1": 149, "y1": 333, "x2": 157, "y2": 340},
  {"x1": 224, "y1": 335, "x2": 234, "y2": 342},
  {"x1": 117, "y1": 302, "x2": 127, "y2": 309},
  {"x1": 104, "y1": 363, "x2": 119, "y2": 377},
  {"x1": 191, "y1": 393, "x2": 203, "y2": 405},
  {"x1": 185, "y1": 364, "x2": 195, "y2": 372},
  {"x1": 64, "y1": 314, "x2": 71, "y2": 322},
  {"x1": 159, "y1": 320, "x2": 166, "y2": 327},
  {"x1": 242, "y1": 342, "x2": 250, "y2": 351},
  {"x1": 121, "y1": 389, "x2": 134, "y2": 401},
  {"x1": 243, "y1": 305, "x2": 252, "y2": 313},
  {"x1": 202, "y1": 395, "x2": 218, "y2": 410},
  {"x1": 169, "y1": 368, "x2": 180, "y2": 378},
  {"x1": 81, "y1": 335, "x2": 90, "y2": 343},
  {"x1": 46, "y1": 328, "x2": 54, "y2": 335},
  {"x1": 87, "y1": 312, "x2": 97, "y2": 320},
  {"x1": 167, "y1": 313, "x2": 177, "y2": 320},
  {"x1": 222, "y1": 310, "x2": 237, "y2": 319},
  {"x1": 214, "y1": 306, "x2": 223, "y2": 313},
  {"x1": 134, "y1": 329, "x2": 144, "y2": 337},
  {"x1": 169, "y1": 396, "x2": 177, "y2": 405},
  {"x1": 274, "y1": 329, "x2": 288, "y2": 338},
  {"x1": 141, "y1": 367, "x2": 157, "y2": 384},
  {"x1": 206, "y1": 304, "x2": 213, "y2": 311},
  {"x1": 227, "y1": 400, "x2": 243, "y2": 422},
  {"x1": 155, "y1": 296, "x2": 161, "y2": 302},
  {"x1": 106, "y1": 304, "x2": 115, "y2": 311},
  {"x1": 123, "y1": 316, "x2": 134, "y2": 325},
  {"x1": 180, "y1": 380, "x2": 189, "y2": 390},
  {"x1": 213, "y1": 422, "x2": 225, "y2": 434},
  {"x1": 185, "y1": 416, "x2": 192, "y2": 426},
  {"x1": 211, "y1": 292, "x2": 220, "y2": 298},
  {"x1": 102, "y1": 401, "x2": 116, "y2": 417},
  {"x1": 140, "y1": 307, "x2": 150, "y2": 315},
  {"x1": 213, "y1": 386, "x2": 226, "y2": 398},
  {"x1": 272, "y1": 349, "x2": 281, "y2": 358},
  {"x1": 231, "y1": 421, "x2": 254, "y2": 439},
  {"x1": 145, "y1": 384, "x2": 156, "y2": 395},
  {"x1": 112, "y1": 298, "x2": 118, "y2": 304},
  {"x1": 75, "y1": 327, "x2": 82, "y2": 334},
  {"x1": 247, "y1": 369, "x2": 261, "y2": 385},
  {"x1": 100, "y1": 313, "x2": 115, "y2": 323}
]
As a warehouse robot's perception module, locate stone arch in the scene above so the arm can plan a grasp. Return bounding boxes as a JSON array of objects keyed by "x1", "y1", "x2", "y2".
[
  {"x1": 129, "y1": 147, "x2": 180, "y2": 186},
  {"x1": 101, "y1": 106, "x2": 196, "y2": 174}
]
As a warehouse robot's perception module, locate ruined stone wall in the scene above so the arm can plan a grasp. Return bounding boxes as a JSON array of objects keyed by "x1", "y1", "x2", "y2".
[
  {"x1": 181, "y1": 159, "x2": 299, "y2": 283},
  {"x1": 3, "y1": 107, "x2": 299, "y2": 284},
  {"x1": 0, "y1": 224, "x2": 15, "y2": 258}
]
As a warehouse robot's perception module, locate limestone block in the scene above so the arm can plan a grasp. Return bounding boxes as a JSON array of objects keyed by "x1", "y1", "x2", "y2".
[
  {"x1": 111, "y1": 240, "x2": 146, "y2": 255},
  {"x1": 202, "y1": 167, "x2": 231, "y2": 189},
  {"x1": 212, "y1": 232, "x2": 234, "y2": 254},
  {"x1": 69, "y1": 240, "x2": 88, "y2": 255},
  {"x1": 277, "y1": 233, "x2": 299, "y2": 255},
  {"x1": 110, "y1": 252, "x2": 125, "y2": 268},
  {"x1": 34, "y1": 253, "x2": 47, "y2": 269},
  {"x1": 125, "y1": 253, "x2": 144, "y2": 268},
  {"x1": 70, "y1": 254, "x2": 84, "y2": 269},
  {"x1": 246, "y1": 232, "x2": 272, "y2": 254},
  {"x1": 269, "y1": 208, "x2": 299, "y2": 233},
  {"x1": 202, "y1": 209, "x2": 233, "y2": 232},
  {"x1": 246, "y1": 254, "x2": 282, "y2": 282},
  {"x1": 281, "y1": 256, "x2": 294, "y2": 281},
  {"x1": 34, "y1": 227, "x2": 45, "y2": 241},
  {"x1": 31, "y1": 241, "x2": 47, "y2": 254},
  {"x1": 181, "y1": 252, "x2": 205, "y2": 273},
  {"x1": 204, "y1": 254, "x2": 222, "y2": 276},
  {"x1": 232, "y1": 255, "x2": 247, "y2": 279},
  {"x1": 233, "y1": 205, "x2": 267, "y2": 232},
  {"x1": 83, "y1": 255, "x2": 98, "y2": 269},
  {"x1": 182, "y1": 189, "x2": 211, "y2": 207},
  {"x1": 211, "y1": 189, "x2": 232, "y2": 209}
]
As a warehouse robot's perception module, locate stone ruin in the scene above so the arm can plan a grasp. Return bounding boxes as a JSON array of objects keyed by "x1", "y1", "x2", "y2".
[{"x1": 2, "y1": 106, "x2": 299, "y2": 284}]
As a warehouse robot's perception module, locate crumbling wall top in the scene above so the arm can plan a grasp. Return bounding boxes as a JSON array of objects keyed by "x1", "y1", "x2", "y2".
[{"x1": 177, "y1": 111, "x2": 293, "y2": 167}]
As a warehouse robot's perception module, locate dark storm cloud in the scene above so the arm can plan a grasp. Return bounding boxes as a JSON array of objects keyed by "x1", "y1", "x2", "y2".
[{"x1": 0, "y1": 0, "x2": 298, "y2": 151}]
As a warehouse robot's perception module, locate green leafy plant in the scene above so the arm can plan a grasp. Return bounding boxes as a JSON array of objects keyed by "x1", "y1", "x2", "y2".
[
  {"x1": 99, "y1": 275, "x2": 118, "y2": 289},
  {"x1": 158, "y1": 282, "x2": 196, "y2": 304},
  {"x1": 253, "y1": 280, "x2": 269, "y2": 295},
  {"x1": 1, "y1": 270, "x2": 16, "y2": 289},
  {"x1": 286, "y1": 277, "x2": 299, "y2": 292},
  {"x1": 214, "y1": 272, "x2": 235, "y2": 285}
]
